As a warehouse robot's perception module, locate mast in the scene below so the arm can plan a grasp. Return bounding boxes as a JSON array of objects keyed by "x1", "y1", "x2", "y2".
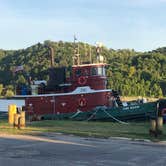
[
  {"x1": 89, "y1": 45, "x2": 92, "y2": 63},
  {"x1": 73, "y1": 35, "x2": 80, "y2": 66},
  {"x1": 96, "y1": 42, "x2": 104, "y2": 63}
]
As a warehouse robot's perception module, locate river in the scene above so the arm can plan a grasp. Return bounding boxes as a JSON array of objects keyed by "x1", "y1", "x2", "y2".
[{"x1": 0, "y1": 99, "x2": 25, "y2": 112}]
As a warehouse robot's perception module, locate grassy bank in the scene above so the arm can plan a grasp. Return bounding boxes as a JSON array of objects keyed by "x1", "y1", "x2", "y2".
[
  {"x1": 1, "y1": 119, "x2": 166, "y2": 141},
  {"x1": 121, "y1": 96, "x2": 158, "y2": 102}
]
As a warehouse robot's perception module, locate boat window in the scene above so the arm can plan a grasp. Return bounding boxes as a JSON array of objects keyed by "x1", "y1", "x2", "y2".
[
  {"x1": 102, "y1": 67, "x2": 106, "y2": 76},
  {"x1": 82, "y1": 69, "x2": 89, "y2": 76},
  {"x1": 97, "y1": 67, "x2": 103, "y2": 76},
  {"x1": 91, "y1": 67, "x2": 105, "y2": 76},
  {"x1": 91, "y1": 67, "x2": 97, "y2": 75},
  {"x1": 75, "y1": 69, "x2": 82, "y2": 77}
]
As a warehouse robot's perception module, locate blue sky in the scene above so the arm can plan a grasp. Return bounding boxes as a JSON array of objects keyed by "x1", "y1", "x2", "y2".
[{"x1": 0, "y1": 0, "x2": 166, "y2": 51}]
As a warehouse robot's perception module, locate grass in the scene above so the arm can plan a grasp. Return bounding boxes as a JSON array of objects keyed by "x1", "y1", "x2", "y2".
[
  {"x1": 121, "y1": 96, "x2": 158, "y2": 102},
  {"x1": 1, "y1": 119, "x2": 166, "y2": 142}
]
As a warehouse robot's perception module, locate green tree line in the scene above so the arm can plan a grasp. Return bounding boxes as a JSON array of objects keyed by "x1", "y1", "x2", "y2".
[{"x1": 0, "y1": 41, "x2": 166, "y2": 97}]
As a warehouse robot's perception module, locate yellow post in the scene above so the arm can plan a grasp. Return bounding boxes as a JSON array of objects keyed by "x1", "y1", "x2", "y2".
[
  {"x1": 20, "y1": 111, "x2": 26, "y2": 129},
  {"x1": 8, "y1": 105, "x2": 12, "y2": 124},
  {"x1": 8, "y1": 104, "x2": 17, "y2": 125}
]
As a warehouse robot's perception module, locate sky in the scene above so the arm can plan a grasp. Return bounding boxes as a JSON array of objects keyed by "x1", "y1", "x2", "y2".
[{"x1": 0, "y1": 0, "x2": 166, "y2": 51}]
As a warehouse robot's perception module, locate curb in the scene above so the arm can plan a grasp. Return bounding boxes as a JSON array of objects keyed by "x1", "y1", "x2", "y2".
[{"x1": 110, "y1": 136, "x2": 151, "y2": 142}]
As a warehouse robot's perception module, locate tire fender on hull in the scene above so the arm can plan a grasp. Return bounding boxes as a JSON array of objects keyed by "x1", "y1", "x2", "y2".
[{"x1": 78, "y1": 97, "x2": 87, "y2": 107}]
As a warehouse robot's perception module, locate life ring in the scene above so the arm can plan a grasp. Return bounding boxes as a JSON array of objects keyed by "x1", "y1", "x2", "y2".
[
  {"x1": 78, "y1": 98, "x2": 87, "y2": 107},
  {"x1": 78, "y1": 76, "x2": 87, "y2": 85},
  {"x1": 161, "y1": 108, "x2": 166, "y2": 116},
  {"x1": 161, "y1": 108, "x2": 166, "y2": 123}
]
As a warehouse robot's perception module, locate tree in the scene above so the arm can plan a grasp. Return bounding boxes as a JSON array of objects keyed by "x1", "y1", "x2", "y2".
[
  {"x1": 17, "y1": 75, "x2": 26, "y2": 85},
  {"x1": 128, "y1": 66, "x2": 136, "y2": 77},
  {"x1": 5, "y1": 90, "x2": 14, "y2": 98},
  {"x1": 0, "y1": 84, "x2": 3, "y2": 95},
  {"x1": 0, "y1": 41, "x2": 166, "y2": 97}
]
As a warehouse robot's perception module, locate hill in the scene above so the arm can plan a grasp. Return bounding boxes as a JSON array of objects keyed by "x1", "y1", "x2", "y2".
[{"x1": 0, "y1": 41, "x2": 166, "y2": 97}]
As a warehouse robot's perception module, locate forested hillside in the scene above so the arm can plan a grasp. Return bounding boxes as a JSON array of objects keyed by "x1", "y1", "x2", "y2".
[{"x1": 0, "y1": 40, "x2": 166, "y2": 97}]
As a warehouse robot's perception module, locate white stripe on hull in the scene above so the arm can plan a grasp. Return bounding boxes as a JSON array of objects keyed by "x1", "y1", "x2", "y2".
[{"x1": 14, "y1": 86, "x2": 112, "y2": 98}]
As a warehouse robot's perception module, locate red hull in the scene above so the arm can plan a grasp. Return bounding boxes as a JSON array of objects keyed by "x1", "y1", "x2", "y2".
[{"x1": 25, "y1": 87, "x2": 111, "y2": 119}]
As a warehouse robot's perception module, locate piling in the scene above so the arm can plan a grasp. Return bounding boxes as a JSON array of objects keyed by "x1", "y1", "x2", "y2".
[
  {"x1": 157, "y1": 116, "x2": 163, "y2": 134},
  {"x1": 14, "y1": 113, "x2": 20, "y2": 129},
  {"x1": 20, "y1": 111, "x2": 26, "y2": 129},
  {"x1": 150, "y1": 118, "x2": 156, "y2": 133}
]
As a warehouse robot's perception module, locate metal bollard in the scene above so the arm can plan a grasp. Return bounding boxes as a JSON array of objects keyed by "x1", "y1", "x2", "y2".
[
  {"x1": 20, "y1": 111, "x2": 26, "y2": 129},
  {"x1": 14, "y1": 113, "x2": 20, "y2": 129},
  {"x1": 149, "y1": 117, "x2": 158, "y2": 137},
  {"x1": 150, "y1": 119, "x2": 156, "y2": 133},
  {"x1": 157, "y1": 116, "x2": 163, "y2": 134}
]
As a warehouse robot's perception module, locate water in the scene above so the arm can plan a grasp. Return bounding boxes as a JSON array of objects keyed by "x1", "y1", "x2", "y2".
[{"x1": 0, "y1": 99, "x2": 25, "y2": 112}]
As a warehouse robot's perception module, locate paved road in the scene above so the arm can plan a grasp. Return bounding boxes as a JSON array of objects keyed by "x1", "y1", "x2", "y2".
[{"x1": 0, "y1": 133, "x2": 166, "y2": 166}]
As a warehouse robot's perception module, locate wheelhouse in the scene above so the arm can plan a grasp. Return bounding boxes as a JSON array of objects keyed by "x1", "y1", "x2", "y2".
[{"x1": 71, "y1": 63, "x2": 107, "y2": 90}]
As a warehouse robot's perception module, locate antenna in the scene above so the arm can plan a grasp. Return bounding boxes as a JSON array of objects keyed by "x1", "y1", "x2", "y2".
[
  {"x1": 89, "y1": 45, "x2": 92, "y2": 63},
  {"x1": 84, "y1": 43, "x2": 87, "y2": 57},
  {"x1": 74, "y1": 34, "x2": 77, "y2": 44},
  {"x1": 73, "y1": 35, "x2": 80, "y2": 65}
]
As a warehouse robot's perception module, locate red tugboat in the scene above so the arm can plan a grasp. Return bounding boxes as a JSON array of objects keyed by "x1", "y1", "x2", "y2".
[
  {"x1": 15, "y1": 42, "x2": 118, "y2": 120},
  {"x1": 15, "y1": 42, "x2": 166, "y2": 121}
]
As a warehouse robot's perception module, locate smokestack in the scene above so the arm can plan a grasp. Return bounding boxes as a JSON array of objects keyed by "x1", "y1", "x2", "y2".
[
  {"x1": 44, "y1": 44, "x2": 55, "y2": 67},
  {"x1": 49, "y1": 46, "x2": 54, "y2": 67}
]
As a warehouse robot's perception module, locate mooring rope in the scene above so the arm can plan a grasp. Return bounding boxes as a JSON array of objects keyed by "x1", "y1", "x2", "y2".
[
  {"x1": 70, "y1": 109, "x2": 82, "y2": 119},
  {"x1": 103, "y1": 109, "x2": 129, "y2": 125},
  {"x1": 86, "y1": 109, "x2": 99, "y2": 121}
]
